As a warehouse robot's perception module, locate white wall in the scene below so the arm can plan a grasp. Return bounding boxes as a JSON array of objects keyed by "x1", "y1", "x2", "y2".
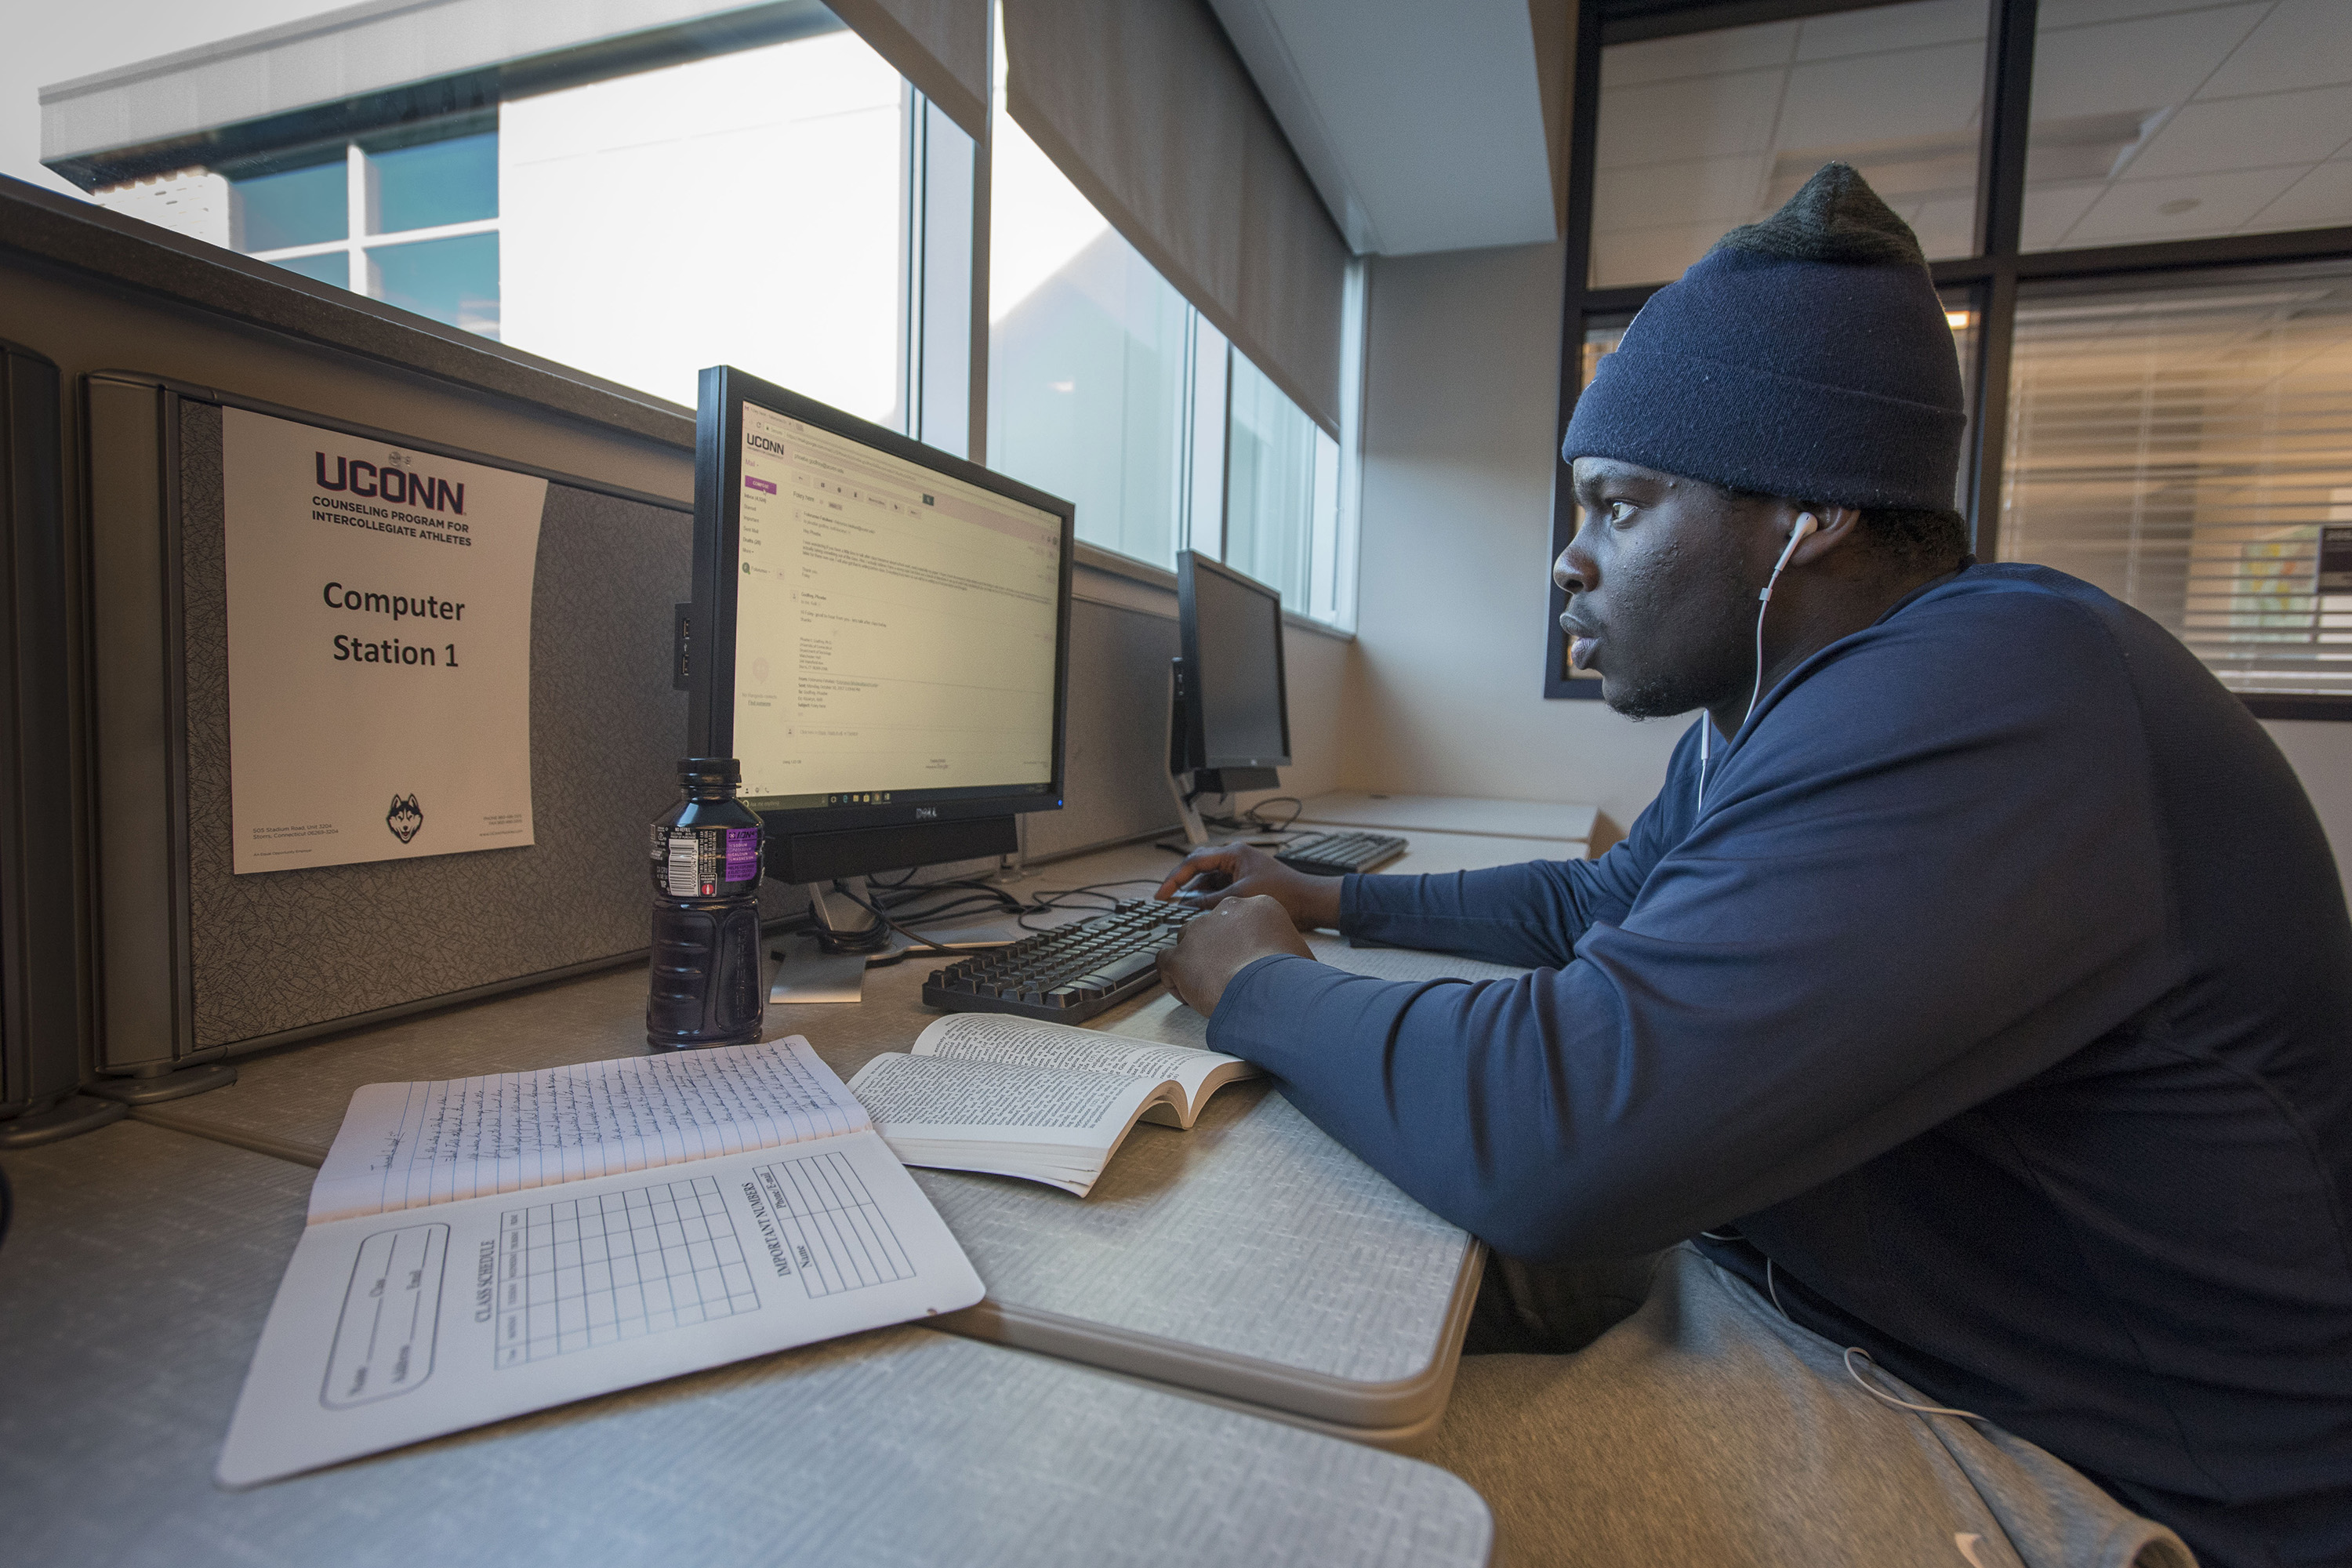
[{"x1": 1341, "y1": 237, "x2": 1682, "y2": 837}]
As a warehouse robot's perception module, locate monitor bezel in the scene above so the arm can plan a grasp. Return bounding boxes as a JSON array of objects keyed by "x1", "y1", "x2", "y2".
[
  {"x1": 690, "y1": 365, "x2": 1076, "y2": 835},
  {"x1": 1175, "y1": 550, "x2": 1293, "y2": 772}
]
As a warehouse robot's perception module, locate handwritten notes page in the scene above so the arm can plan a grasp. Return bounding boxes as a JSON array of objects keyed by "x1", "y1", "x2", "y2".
[
  {"x1": 309, "y1": 1037, "x2": 869, "y2": 1224},
  {"x1": 222, "y1": 1040, "x2": 979, "y2": 1486}
]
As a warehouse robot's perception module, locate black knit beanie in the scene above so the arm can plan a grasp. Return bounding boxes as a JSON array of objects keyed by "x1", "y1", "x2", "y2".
[{"x1": 1562, "y1": 163, "x2": 1965, "y2": 510}]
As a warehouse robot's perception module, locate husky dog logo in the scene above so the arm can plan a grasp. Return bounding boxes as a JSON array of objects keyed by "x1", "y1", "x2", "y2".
[{"x1": 386, "y1": 794, "x2": 424, "y2": 844}]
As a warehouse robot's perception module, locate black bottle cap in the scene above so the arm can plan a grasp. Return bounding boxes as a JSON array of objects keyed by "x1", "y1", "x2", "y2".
[{"x1": 678, "y1": 757, "x2": 741, "y2": 786}]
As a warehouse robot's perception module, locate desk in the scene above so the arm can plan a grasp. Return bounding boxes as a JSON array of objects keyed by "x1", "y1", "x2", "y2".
[
  {"x1": 1296, "y1": 791, "x2": 1599, "y2": 851},
  {"x1": 131, "y1": 834, "x2": 1542, "y2": 1447},
  {"x1": 0, "y1": 1120, "x2": 1495, "y2": 1566}
]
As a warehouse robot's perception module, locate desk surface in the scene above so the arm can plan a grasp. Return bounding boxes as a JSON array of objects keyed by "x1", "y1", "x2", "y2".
[
  {"x1": 135, "y1": 835, "x2": 1541, "y2": 1442},
  {"x1": 1296, "y1": 791, "x2": 1599, "y2": 847},
  {"x1": 0, "y1": 1120, "x2": 1494, "y2": 1567}
]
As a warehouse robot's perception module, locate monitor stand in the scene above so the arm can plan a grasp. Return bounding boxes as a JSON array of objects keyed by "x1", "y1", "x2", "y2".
[
  {"x1": 768, "y1": 879, "x2": 902, "y2": 1004},
  {"x1": 1165, "y1": 768, "x2": 1212, "y2": 849},
  {"x1": 1163, "y1": 658, "x2": 1283, "y2": 854},
  {"x1": 768, "y1": 876, "x2": 1025, "y2": 1005}
]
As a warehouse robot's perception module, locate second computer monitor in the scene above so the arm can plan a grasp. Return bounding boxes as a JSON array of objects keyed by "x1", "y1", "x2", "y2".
[{"x1": 1174, "y1": 551, "x2": 1290, "y2": 793}]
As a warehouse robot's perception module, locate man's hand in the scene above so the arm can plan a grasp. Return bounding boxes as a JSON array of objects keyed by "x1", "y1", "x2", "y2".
[
  {"x1": 1157, "y1": 895, "x2": 1313, "y2": 1016},
  {"x1": 1153, "y1": 844, "x2": 1344, "y2": 930}
]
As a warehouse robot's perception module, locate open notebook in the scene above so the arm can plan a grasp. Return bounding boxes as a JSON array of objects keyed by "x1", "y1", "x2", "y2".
[
  {"x1": 219, "y1": 1037, "x2": 981, "y2": 1487},
  {"x1": 848, "y1": 1014, "x2": 1261, "y2": 1196}
]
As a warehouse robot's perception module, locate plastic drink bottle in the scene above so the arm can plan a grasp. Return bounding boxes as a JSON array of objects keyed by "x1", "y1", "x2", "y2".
[{"x1": 646, "y1": 757, "x2": 764, "y2": 1048}]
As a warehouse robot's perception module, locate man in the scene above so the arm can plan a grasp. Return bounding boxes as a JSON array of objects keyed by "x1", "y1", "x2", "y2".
[{"x1": 1155, "y1": 165, "x2": 2351, "y2": 1568}]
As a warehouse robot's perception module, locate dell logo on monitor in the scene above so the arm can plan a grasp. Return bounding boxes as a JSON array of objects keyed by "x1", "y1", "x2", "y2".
[{"x1": 915, "y1": 806, "x2": 938, "y2": 820}]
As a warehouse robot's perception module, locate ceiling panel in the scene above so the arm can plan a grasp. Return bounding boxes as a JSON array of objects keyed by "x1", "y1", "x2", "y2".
[
  {"x1": 1595, "y1": 68, "x2": 1788, "y2": 169},
  {"x1": 2066, "y1": 165, "x2": 2306, "y2": 245},
  {"x1": 1780, "y1": 37, "x2": 1985, "y2": 146},
  {"x1": 1600, "y1": 20, "x2": 1797, "y2": 88},
  {"x1": 2198, "y1": 0, "x2": 2352, "y2": 98},
  {"x1": 2129, "y1": 86, "x2": 2352, "y2": 180},
  {"x1": 2253, "y1": 160, "x2": 2352, "y2": 230},
  {"x1": 1795, "y1": 0, "x2": 1988, "y2": 60},
  {"x1": 2028, "y1": 5, "x2": 2269, "y2": 119}
]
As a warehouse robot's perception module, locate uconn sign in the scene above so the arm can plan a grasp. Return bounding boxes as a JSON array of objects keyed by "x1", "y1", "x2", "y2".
[{"x1": 314, "y1": 451, "x2": 467, "y2": 514}]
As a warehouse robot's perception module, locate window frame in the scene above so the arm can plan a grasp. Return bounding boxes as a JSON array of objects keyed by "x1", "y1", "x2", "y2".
[
  {"x1": 238, "y1": 129, "x2": 501, "y2": 327},
  {"x1": 1548, "y1": 0, "x2": 2352, "y2": 715}
]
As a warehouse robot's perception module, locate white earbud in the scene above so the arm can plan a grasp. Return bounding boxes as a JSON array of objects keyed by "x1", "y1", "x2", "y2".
[{"x1": 1759, "y1": 513, "x2": 1820, "y2": 604}]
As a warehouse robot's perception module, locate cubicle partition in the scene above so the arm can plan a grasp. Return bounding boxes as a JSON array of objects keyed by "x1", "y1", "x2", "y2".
[
  {"x1": 0, "y1": 340, "x2": 96, "y2": 1131},
  {"x1": 74, "y1": 380, "x2": 1246, "y2": 1092},
  {"x1": 83, "y1": 375, "x2": 699, "y2": 1083}
]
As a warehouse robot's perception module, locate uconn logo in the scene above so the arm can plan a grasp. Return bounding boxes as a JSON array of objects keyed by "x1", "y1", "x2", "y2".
[
  {"x1": 746, "y1": 433, "x2": 792, "y2": 457},
  {"x1": 314, "y1": 452, "x2": 466, "y2": 513}
]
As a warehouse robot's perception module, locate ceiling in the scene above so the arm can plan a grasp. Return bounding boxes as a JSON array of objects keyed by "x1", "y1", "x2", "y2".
[
  {"x1": 1587, "y1": 0, "x2": 2352, "y2": 289},
  {"x1": 1207, "y1": 0, "x2": 1571, "y2": 256}
]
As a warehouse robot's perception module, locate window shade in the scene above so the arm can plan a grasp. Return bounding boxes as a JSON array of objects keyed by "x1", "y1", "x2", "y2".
[
  {"x1": 2000, "y1": 264, "x2": 2352, "y2": 699},
  {"x1": 1001, "y1": 0, "x2": 1350, "y2": 436},
  {"x1": 827, "y1": 0, "x2": 989, "y2": 140}
]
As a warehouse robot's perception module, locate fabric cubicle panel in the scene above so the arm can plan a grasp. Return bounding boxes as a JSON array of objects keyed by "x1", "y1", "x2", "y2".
[
  {"x1": 0, "y1": 341, "x2": 88, "y2": 1116},
  {"x1": 1023, "y1": 595, "x2": 1181, "y2": 862},
  {"x1": 85, "y1": 379, "x2": 693, "y2": 1069}
]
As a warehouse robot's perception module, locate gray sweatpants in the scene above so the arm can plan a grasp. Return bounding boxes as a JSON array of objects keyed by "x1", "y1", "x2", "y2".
[{"x1": 1424, "y1": 1244, "x2": 2198, "y2": 1568}]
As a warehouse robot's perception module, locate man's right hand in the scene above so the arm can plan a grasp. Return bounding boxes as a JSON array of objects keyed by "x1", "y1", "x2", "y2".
[{"x1": 1153, "y1": 844, "x2": 1344, "y2": 931}]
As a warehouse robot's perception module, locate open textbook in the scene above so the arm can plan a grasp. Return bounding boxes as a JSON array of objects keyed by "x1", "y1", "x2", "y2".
[
  {"x1": 846, "y1": 1014, "x2": 1261, "y2": 1196},
  {"x1": 219, "y1": 1038, "x2": 982, "y2": 1487}
]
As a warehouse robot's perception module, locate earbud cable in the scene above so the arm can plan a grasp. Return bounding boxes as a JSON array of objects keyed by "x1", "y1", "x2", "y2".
[
  {"x1": 1702, "y1": 516, "x2": 1816, "y2": 818},
  {"x1": 1763, "y1": 1258, "x2": 1988, "y2": 1425}
]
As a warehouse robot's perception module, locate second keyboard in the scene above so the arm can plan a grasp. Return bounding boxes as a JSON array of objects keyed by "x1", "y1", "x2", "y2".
[{"x1": 1275, "y1": 829, "x2": 1408, "y2": 877}]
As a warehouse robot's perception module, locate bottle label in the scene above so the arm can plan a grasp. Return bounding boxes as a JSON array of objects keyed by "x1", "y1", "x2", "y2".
[
  {"x1": 724, "y1": 827, "x2": 759, "y2": 882},
  {"x1": 664, "y1": 831, "x2": 702, "y2": 897},
  {"x1": 653, "y1": 825, "x2": 761, "y2": 897}
]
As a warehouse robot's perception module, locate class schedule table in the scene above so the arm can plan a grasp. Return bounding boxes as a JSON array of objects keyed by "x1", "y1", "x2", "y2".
[
  {"x1": 130, "y1": 833, "x2": 1548, "y2": 1446},
  {"x1": 0, "y1": 1120, "x2": 1494, "y2": 1567}
]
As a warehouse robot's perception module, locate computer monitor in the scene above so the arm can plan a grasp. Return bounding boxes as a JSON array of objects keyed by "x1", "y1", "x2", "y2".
[
  {"x1": 689, "y1": 366, "x2": 1075, "y2": 971},
  {"x1": 1167, "y1": 550, "x2": 1290, "y2": 845}
]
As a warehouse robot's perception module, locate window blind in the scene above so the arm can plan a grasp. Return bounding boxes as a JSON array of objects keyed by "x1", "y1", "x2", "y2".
[
  {"x1": 2000, "y1": 265, "x2": 2352, "y2": 699},
  {"x1": 1001, "y1": 0, "x2": 1350, "y2": 436},
  {"x1": 828, "y1": 0, "x2": 989, "y2": 140}
]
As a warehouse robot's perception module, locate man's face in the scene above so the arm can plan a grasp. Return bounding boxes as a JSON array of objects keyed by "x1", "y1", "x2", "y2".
[{"x1": 1556, "y1": 459, "x2": 1766, "y2": 719}]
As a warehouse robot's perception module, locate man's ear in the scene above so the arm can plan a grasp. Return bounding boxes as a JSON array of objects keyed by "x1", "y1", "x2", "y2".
[{"x1": 1785, "y1": 503, "x2": 1863, "y2": 566}]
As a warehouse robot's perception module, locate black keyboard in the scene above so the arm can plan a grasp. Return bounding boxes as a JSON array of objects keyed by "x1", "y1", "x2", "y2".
[
  {"x1": 921, "y1": 899, "x2": 1203, "y2": 1022},
  {"x1": 1276, "y1": 829, "x2": 1408, "y2": 877}
]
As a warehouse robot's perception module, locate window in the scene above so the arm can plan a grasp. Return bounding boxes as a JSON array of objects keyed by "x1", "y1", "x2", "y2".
[
  {"x1": 86, "y1": 24, "x2": 927, "y2": 423},
  {"x1": 1999, "y1": 263, "x2": 2352, "y2": 698},
  {"x1": 986, "y1": 60, "x2": 1355, "y2": 627},
  {"x1": 40, "y1": 1, "x2": 1359, "y2": 630},
  {"x1": 1221, "y1": 349, "x2": 1345, "y2": 624},
  {"x1": 225, "y1": 117, "x2": 501, "y2": 338},
  {"x1": 2024, "y1": 0, "x2": 2352, "y2": 252},
  {"x1": 988, "y1": 100, "x2": 1194, "y2": 571},
  {"x1": 1589, "y1": 0, "x2": 1991, "y2": 289},
  {"x1": 497, "y1": 28, "x2": 915, "y2": 419},
  {"x1": 1560, "y1": 0, "x2": 2352, "y2": 713}
]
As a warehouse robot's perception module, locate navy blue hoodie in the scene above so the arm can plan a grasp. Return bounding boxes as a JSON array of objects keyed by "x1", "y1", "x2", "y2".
[{"x1": 1207, "y1": 563, "x2": 2352, "y2": 1566}]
